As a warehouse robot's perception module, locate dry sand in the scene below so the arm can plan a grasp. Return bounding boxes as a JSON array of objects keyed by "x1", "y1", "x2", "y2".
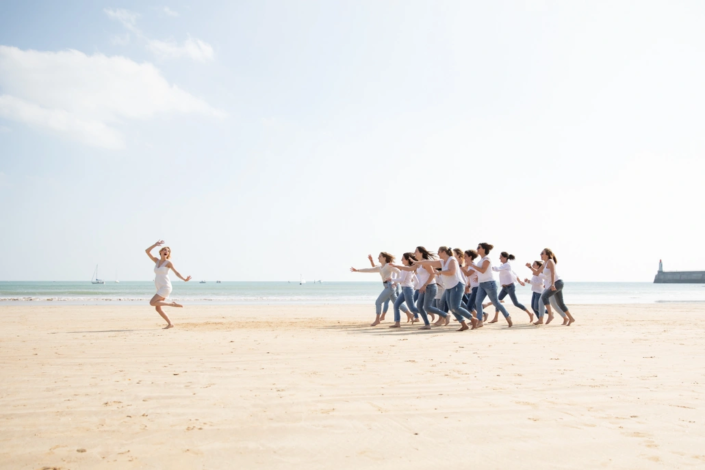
[{"x1": 1, "y1": 303, "x2": 704, "y2": 469}]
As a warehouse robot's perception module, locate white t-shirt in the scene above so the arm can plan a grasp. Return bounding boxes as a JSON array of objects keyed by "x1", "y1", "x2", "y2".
[
  {"x1": 475, "y1": 256, "x2": 494, "y2": 283},
  {"x1": 530, "y1": 275, "x2": 544, "y2": 294},
  {"x1": 492, "y1": 262, "x2": 518, "y2": 286},
  {"x1": 439, "y1": 256, "x2": 465, "y2": 289}
]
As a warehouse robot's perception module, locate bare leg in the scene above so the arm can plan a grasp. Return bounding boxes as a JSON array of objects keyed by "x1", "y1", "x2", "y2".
[
  {"x1": 370, "y1": 315, "x2": 381, "y2": 327},
  {"x1": 150, "y1": 295, "x2": 182, "y2": 308},
  {"x1": 489, "y1": 311, "x2": 499, "y2": 323},
  {"x1": 155, "y1": 306, "x2": 173, "y2": 328},
  {"x1": 506, "y1": 316, "x2": 513, "y2": 328},
  {"x1": 525, "y1": 309, "x2": 534, "y2": 323},
  {"x1": 565, "y1": 310, "x2": 576, "y2": 326},
  {"x1": 457, "y1": 321, "x2": 469, "y2": 331}
]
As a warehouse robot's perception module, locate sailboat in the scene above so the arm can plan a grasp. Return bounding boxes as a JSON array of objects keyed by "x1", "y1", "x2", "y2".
[
  {"x1": 115, "y1": 269, "x2": 119, "y2": 283},
  {"x1": 299, "y1": 274, "x2": 306, "y2": 285},
  {"x1": 91, "y1": 265, "x2": 105, "y2": 285}
]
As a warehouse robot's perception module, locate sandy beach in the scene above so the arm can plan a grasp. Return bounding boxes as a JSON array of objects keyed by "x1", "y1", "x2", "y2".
[{"x1": 1, "y1": 303, "x2": 704, "y2": 469}]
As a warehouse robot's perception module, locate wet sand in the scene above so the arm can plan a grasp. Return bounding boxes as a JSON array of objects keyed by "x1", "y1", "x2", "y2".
[{"x1": 1, "y1": 303, "x2": 704, "y2": 469}]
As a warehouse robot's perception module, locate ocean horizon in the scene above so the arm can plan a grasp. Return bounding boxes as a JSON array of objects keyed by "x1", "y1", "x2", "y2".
[{"x1": 1, "y1": 281, "x2": 704, "y2": 305}]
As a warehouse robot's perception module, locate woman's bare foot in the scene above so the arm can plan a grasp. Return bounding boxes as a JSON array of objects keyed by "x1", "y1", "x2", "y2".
[
  {"x1": 429, "y1": 314, "x2": 436, "y2": 322},
  {"x1": 506, "y1": 317, "x2": 513, "y2": 328},
  {"x1": 534, "y1": 318, "x2": 544, "y2": 325},
  {"x1": 171, "y1": 302, "x2": 183, "y2": 308},
  {"x1": 389, "y1": 322, "x2": 401, "y2": 328},
  {"x1": 527, "y1": 311, "x2": 534, "y2": 323},
  {"x1": 433, "y1": 318, "x2": 445, "y2": 326},
  {"x1": 370, "y1": 317, "x2": 381, "y2": 326},
  {"x1": 380, "y1": 313, "x2": 386, "y2": 321},
  {"x1": 474, "y1": 321, "x2": 484, "y2": 329},
  {"x1": 457, "y1": 322, "x2": 469, "y2": 331},
  {"x1": 419, "y1": 325, "x2": 431, "y2": 330},
  {"x1": 566, "y1": 314, "x2": 575, "y2": 326},
  {"x1": 561, "y1": 317, "x2": 568, "y2": 325},
  {"x1": 546, "y1": 314, "x2": 555, "y2": 325},
  {"x1": 163, "y1": 324, "x2": 174, "y2": 329},
  {"x1": 470, "y1": 317, "x2": 478, "y2": 328},
  {"x1": 484, "y1": 313, "x2": 488, "y2": 322},
  {"x1": 444, "y1": 316, "x2": 450, "y2": 326}
]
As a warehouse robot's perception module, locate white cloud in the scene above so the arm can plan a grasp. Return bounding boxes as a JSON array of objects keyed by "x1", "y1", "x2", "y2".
[
  {"x1": 162, "y1": 7, "x2": 179, "y2": 17},
  {"x1": 148, "y1": 37, "x2": 214, "y2": 62},
  {"x1": 0, "y1": 45, "x2": 226, "y2": 149},
  {"x1": 104, "y1": 8, "x2": 139, "y2": 33},
  {"x1": 105, "y1": 7, "x2": 213, "y2": 62}
]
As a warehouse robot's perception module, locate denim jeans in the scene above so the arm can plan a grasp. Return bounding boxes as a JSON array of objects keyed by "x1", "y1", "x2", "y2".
[
  {"x1": 466, "y1": 287, "x2": 478, "y2": 314},
  {"x1": 531, "y1": 292, "x2": 546, "y2": 318},
  {"x1": 393, "y1": 286, "x2": 419, "y2": 322},
  {"x1": 417, "y1": 284, "x2": 447, "y2": 326},
  {"x1": 541, "y1": 279, "x2": 568, "y2": 312},
  {"x1": 498, "y1": 283, "x2": 527, "y2": 311},
  {"x1": 476, "y1": 280, "x2": 511, "y2": 319},
  {"x1": 446, "y1": 282, "x2": 474, "y2": 322},
  {"x1": 436, "y1": 293, "x2": 448, "y2": 313},
  {"x1": 375, "y1": 281, "x2": 405, "y2": 315}
]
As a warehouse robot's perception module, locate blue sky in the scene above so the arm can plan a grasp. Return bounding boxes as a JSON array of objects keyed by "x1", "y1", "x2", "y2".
[{"x1": 1, "y1": 1, "x2": 705, "y2": 282}]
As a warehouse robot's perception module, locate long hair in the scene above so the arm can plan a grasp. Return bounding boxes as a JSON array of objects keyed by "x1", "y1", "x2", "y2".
[
  {"x1": 379, "y1": 252, "x2": 395, "y2": 264},
  {"x1": 416, "y1": 246, "x2": 435, "y2": 260},
  {"x1": 464, "y1": 249, "x2": 479, "y2": 261},
  {"x1": 402, "y1": 252, "x2": 417, "y2": 265},
  {"x1": 500, "y1": 251, "x2": 516, "y2": 261}
]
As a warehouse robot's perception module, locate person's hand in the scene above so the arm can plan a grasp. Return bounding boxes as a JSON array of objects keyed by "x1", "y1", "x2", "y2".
[
  {"x1": 525, "y1": 262, "x2": 531, "y2": 269},
  {"x1": 184, "y1": 275, "x2": 192, "y2": 282},
  {"x1": 524, "y1": 278, "x2": 530, "y2": 283},
  {"x1": 367, "y1": 254, "x2": 374, "y2": 262},
  {"x1": 350, "y1": 267, "x2": 358, "y2": 272},
  {"x1": 419, "y1": 285, "x2": 426, "y2": 293},
  {"x1": 518, "y1": 280, "x2": 525, "y2": 287},
  {"x1": 155, "y1": 240, "x2": 165, "y2": 246},
  {"x1": 551, "y1": 284, "x2": 556, "y2": 291}
]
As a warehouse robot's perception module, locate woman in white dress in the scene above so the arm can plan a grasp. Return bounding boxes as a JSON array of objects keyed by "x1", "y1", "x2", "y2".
[{"x1": 145, "y1": 240, "x2": 192, "y2": 329}]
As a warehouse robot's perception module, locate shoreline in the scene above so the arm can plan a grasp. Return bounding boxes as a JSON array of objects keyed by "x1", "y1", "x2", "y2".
[{"x1": 1, "y1": 303, "x2": 704, "y2": 469}]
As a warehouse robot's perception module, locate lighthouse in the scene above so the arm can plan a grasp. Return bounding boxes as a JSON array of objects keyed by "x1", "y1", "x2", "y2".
[{"x1": 658, "y1": 260, "x2": 663, "y2": 272}]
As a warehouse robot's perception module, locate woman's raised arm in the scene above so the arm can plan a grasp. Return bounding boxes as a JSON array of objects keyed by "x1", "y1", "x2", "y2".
[{"x1": 145, "y1": 240, "x2": 164, "y2": 263}]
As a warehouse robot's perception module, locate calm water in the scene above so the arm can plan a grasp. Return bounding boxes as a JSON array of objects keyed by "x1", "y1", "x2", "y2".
[{"x1": 1, "y1": 281, "x2": 704, "y2": 305}]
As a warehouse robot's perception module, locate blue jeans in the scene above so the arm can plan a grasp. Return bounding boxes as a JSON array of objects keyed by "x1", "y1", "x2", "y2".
[
  {"x1": 446, "y1": 282, "x2": 474, "y2": 323},
  {"x1": 531, "y1": 292, "x2": 546, "y2": 318},
  {"x1": 541, "y1": 279, "x2": 568, "y2": 312},
  {"x1": 476, "y1": 280, "x2": 511, "y2": 319},
  {"x1": 417, "y1": 284, "x2": 447, "y2": 326},
  {"x1": 498, "y1": 284, "x2": 527, "y2": 311},
  {"x1": 393, "y1": 286, "x2": 419, "y2": 322},
  {"x1": 436, "y1": 293, "x2": 448, "y2": 312},
  {"x1": 375, "y1": 281, "x2": 406, "y2": 316},
  {"x1": 466, "y1": 287, "x2": 478, "y2": 314}
]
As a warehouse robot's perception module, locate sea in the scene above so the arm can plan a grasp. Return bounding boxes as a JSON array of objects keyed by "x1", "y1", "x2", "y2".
[{"x1": 1, "y1": 281, "x2": 704, "y2": 305}]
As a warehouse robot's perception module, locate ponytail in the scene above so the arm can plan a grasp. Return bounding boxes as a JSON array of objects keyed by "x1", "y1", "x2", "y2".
[{"x1": 500, "y1": 251, "x2": 515, "y2": 261}]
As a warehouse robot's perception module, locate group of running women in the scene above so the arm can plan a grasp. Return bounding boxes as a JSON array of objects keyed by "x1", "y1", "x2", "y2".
[{"x1": 350, "y1": 243, "x2": 575, "y2": 330}]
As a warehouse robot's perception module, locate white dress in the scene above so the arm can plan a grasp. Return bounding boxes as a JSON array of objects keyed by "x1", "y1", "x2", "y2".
[{"x1": 154, "y1": 260, "x2": 173, "y2": 298}]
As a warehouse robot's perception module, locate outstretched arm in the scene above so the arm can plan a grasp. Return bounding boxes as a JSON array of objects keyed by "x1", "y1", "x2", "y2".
[
  {"x1": 411, "y1": 259, "x2": 442, "y2": 269},
  {"x1": 145, "y1": 240, "x2": 164, "y2": 263},
  {"x1": 168, "y1": 262, "x2": 192, "y2": 282},
  {"x1": 367, "y1": 254, "x2": 377, "y2": 268},
  {"x1": 525, "y1": 263, "x2": 540, "y2": 276},
  {"x1": 390, "y1": 263, "x2": 416, "y2": 272},
  {"x1": 350, "y1": 266, "x2": 381, "y2": 273}
]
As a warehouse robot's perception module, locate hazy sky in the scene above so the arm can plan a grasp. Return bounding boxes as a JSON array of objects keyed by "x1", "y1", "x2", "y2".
[{"x1": 1, "y1": 1, "x2": 704, "y2": 282}]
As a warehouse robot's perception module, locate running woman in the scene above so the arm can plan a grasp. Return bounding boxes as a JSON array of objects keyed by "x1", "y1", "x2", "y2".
[
  {"x1": 472, "y1": 243, "x2": 513, "y2": 328},
  {"x1": 145, "y1": 240, "x2": 192, "y2": 329},
  {"x1": 492, "y1": 252, "x2": 534, "y2": 323},
  {"x1": 461, "y1": 250, "x2": 481, "y2": 320},
  {"x1": 390, "y1": 252, "x2": 421, "y2": 327},
  {"x1": 535, "y1": 248, "x2": 576, "y2": 326},
  {"x1": 413, "y1": 246, "x2": 475, "y2": 331},
  {"x1": 524, "y1": 260, "x2": 547, "y2": 324},
  {"x1": 351, "y1": 252, "x2": 409, "y2": 326}
]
